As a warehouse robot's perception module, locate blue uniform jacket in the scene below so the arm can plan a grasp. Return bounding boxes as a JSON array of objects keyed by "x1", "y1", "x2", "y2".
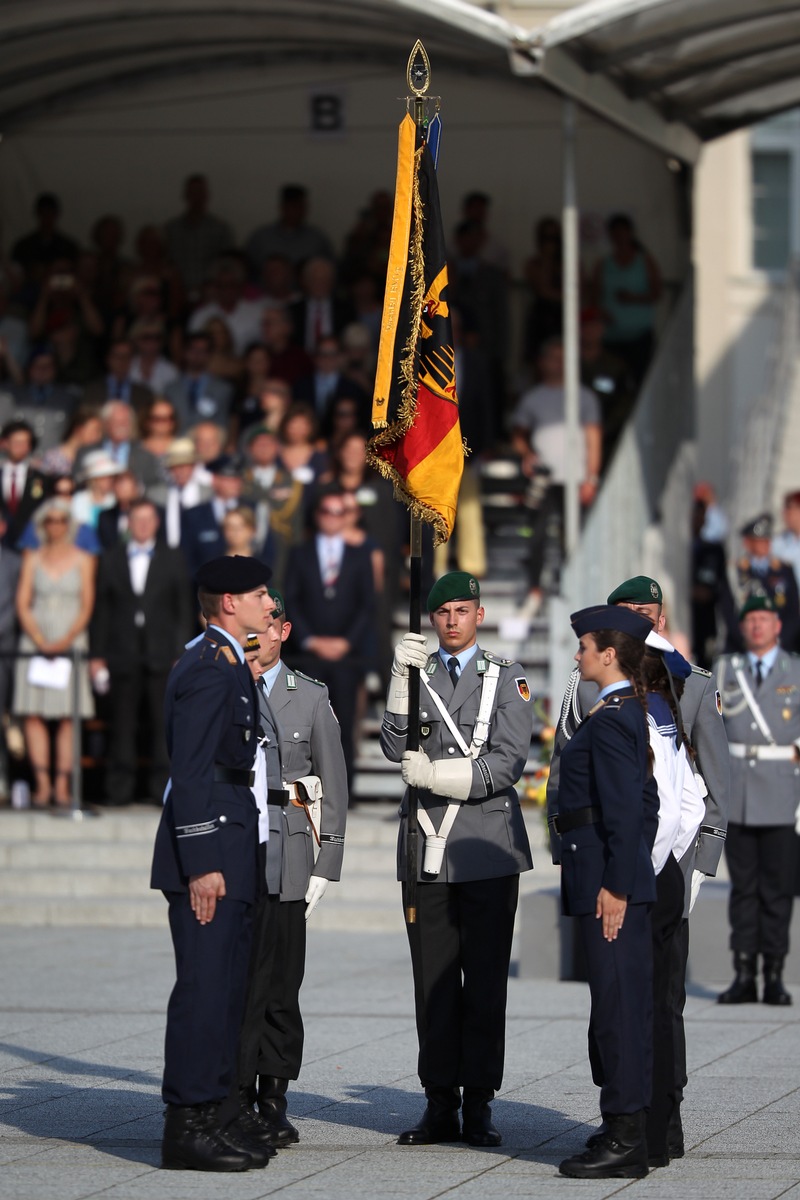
[
  {"x1": 150, "y1": 632, "x2": 260, "y2": 901},
  {"x1": 558, "y1": 686, "x2": 657, "y2": 916}
]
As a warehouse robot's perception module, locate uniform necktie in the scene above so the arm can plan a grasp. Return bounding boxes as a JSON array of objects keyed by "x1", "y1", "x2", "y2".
[
  {"x1": 754, "y1": 660, "x2": 764, "y2": 687},
  {"x1": 8, "y1": 468, "x2": 18, "y2": 515},
  {"x1": 447, "y1": 656, "x2": 460, "y2": 688}
]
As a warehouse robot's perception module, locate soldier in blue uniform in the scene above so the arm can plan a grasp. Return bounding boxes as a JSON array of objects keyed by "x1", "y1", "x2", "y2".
[
  {"x1": 381, "y1": 572, "x2": 534, "y2": 1149},
  {"x1": 150, "y1": 555, "x2": 275, "y2": 1173},
  {"x1": 237, "y1": 588, "x2": 349, "y2": 1146},
  {"x1": 556, "y1": 604, "x2": 657, "y2": 1180}
]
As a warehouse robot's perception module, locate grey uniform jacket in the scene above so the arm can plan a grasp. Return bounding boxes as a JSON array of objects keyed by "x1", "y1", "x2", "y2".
[
  {"x1": 548, "y1": 665, "x2": 729, "y2": 886},
  {"x1": 380, "y1": 648, "x2": 534, "y2": 884},
  {"x1": 715, "y1": 651, "x2": 800, "y2": 826},
  {"x1": 259, "y1": 661, "x2": 348, "y2": 902}
]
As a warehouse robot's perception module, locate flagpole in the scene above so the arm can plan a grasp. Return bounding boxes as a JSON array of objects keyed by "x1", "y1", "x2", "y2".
[{"x1": 405, "y1": 65, "x2": 430, "y2": 927}]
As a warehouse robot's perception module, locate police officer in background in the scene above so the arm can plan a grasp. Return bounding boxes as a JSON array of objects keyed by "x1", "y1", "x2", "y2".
[
  {"x1": 716, "y1": 594, "x2": 800, "y2": 1006},
  {"x1": 151, "y1": 555, "x2": 274, "y2": 1173},
  {"x1": 381, "y1": 572, "x2": 534, "y2": 1148},
  {"x1": 728, "y1": 514, "x2": 800, "y2": 652},
  {"x1": 547, "y1": 575, "x2": 729, "y2": 1159},
  {"x1": 237, "y1": 588, "x2": 349, "y2": 1145}
]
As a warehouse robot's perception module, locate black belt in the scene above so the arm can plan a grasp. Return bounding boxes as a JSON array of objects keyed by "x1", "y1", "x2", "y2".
[
  {"x1": 213, "y1": 766, "x2": 255, "y2": 787},
  {"x1": 267, "y1": 789, "x2": 291, "y2": 806},
  {"x1": 548, "y1": 805, "x2": 602, "y2": 835}
]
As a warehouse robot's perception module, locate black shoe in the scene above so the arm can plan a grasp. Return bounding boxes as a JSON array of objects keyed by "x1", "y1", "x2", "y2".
[
  {"x1": 648, "y1": 1153, "x2": 670, "y2": 1168},
  {"x1": 763, "y1": 957, "x2": 793, "y2": 1006},
  {"x1": 257, "y1": 1075, "x2": 300, "y2": 1146},
  {"x1": 161, "y1": 1104, "x2": 254, "y2": 1172},
  {"x1": 227, "y1": 1107, "x2": 279, "y2": 1157},
  {"x1": 398, "y1": 1087, "x2": 461, "y2": 1146},
  {"x1": 667, "y1": 1106, "x2": 684, "y2": 1158},
  {"x1": 585, "y1": 1119, "x2": 609, "y2": 1149},
  {"x1": 718, "y1": 953, "x2": 758, "y2": 1004},
  {"x1": 461, "y1": 1088, "x2": 501, "y2": 1147},
  {"x1": 559, "y1": 1112, "x2": 648, "y2": 1180}
]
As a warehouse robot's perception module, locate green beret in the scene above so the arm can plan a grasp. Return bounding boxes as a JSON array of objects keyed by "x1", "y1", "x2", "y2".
[
  {"x1": 427, "y1": 571, "x2": 480, "y2": 612},
  {"x1": 607, "y1": 575, "x2": 663, "y2": 606},
  {"x1": 739, "y1": 593, "x2": 776, "y2": 621},
  {"x1": 268, "y1": 587, "x2": 285, "y2": 618}
]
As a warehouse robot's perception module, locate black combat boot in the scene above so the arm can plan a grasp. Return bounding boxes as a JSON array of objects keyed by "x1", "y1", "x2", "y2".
[
  {"x1": 585, "y1": 1115, "x2": 610, "y2": 1148},
  {"x1": 717, "y1": 952, "x2": 758, "y2": 1004},
  {"x1": 257, "y1": 1076, "x2": 300, "y2": 1145},
  {"x1": 762, "y1": 957, "x2": 793, "y2": 1006},
  {"x1": 559, "y1": 1111, "x2": 648, "y2": 1179},
  {"x1": 161, "y1": 1103, "x2": 255, "y2": 1172},
  {"x1": 667, "y1": 1103, "x2": 684, "y2": 1158},
  {"x1": 225, "y1": 1087, "x2": 279, "y2": 1155},
  {"x1": 462, "y1": 1088, "x2": 502, "y2": 1147},
  {"x1": 397, "y1": 1086, "x2": 461, "y2": 1145}
]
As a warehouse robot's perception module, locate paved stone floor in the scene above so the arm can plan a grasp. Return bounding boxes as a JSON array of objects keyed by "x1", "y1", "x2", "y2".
[{"x1": 1, "y1": 920, "x2": 800, "y2": 1199}]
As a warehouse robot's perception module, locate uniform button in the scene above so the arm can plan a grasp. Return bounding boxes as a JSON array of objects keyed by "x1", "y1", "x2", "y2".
[
  {"x1": 504, "y1": 800, "x2": 509, "y2": 808},
  {"x1": 749, "y1": 760, "x2": 756, "y2": 767},
  {"x1": 569, "y1": 843, "x2": 577, "y2": 851},
  {"x1": 306, "y1": 825, "x2": 311, "y2": 832},
  {"x1": 293, "y1": 731, "x2": 299, "y2": 739},
  {"x1": 219, "y1": 814, "x2": 228, "y2": 824},
  {"x1": 421, "y1": 711, "x2": 428, "y2": 719},
  {"x1": 751, "y1": 723, "x2": 757, "y2": 731},
  {"x1": 447, "y1": 747, "x2": 455, "y2": 755}
]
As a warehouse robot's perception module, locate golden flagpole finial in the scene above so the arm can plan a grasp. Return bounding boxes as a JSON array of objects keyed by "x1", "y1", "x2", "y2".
[{"x1": 406, "y1": 40, "x2": 431, "y2": 97}]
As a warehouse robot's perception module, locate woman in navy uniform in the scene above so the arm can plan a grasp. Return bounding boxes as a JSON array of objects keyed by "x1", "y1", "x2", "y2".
[
  {"x1": 150, "y1": 555, "x2": 275, "y2": 1173},
  {"x1": 555, "y1": 604, "x2": 657, "y2": 1180}
]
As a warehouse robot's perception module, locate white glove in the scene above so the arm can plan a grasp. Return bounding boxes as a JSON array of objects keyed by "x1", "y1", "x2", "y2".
[
  {"x1": 689, "y1": 869, "x2": 705, "y2": 914},
  {"x1": 391, "y1": 632, "x2": 429, "y2": 677},
  {"x1": 304, "y1": 876, "x2": 329, "y2": 921},
  {"x1": 401, "y1": 750, "x2": 473, "y2": 800},
  {"x1": 795, "y1": 799, "x2": 800, "y2": 835}
]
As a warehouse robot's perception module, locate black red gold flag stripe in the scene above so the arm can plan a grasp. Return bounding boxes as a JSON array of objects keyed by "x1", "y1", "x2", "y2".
[{"x1": 368, "y1": 112, "x2": 464, "y2": 544}]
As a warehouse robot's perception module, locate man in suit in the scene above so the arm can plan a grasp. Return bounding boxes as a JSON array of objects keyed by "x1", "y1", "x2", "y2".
[
  {"x1": 75, "y1": 401, "x2": 162, "y2": 491},
  {"x1": 237, "y1": 589, "x2": 348, "y2": 1144},
  {"x1": 547, "y1": 574, "x2": 729, "y2": 1159},
  {"x1": 715, "y1": 593, "x2": 800, "y2": 1006},
  {"x1": 289, "y1": 257, "x2": 352, "y2": 353},
  {"x1": 293, "y1": 334, "x2": 369, "y2": 434},
  {"x1": 147, "y1": 438, "x2": 210, "y2": 550},
  {"x1": 82, "y1": 339, "x2": 153, "y2": 415},
  {"x1": 380, "y1": 572, "x2": 534, "y2": 1147},
  {"x1": 150, "y1": 555, "x2": 274, "y2": 1172},
  {"x1": 283, "y1": 489, "x2": 376, "y2": 790},
  {"x1": 91, "y1": 500, "x2": 193, "y2": 805},
  {"x1": 4, "y1": 346, "x2": 76, "y2": 453},
  {"x1": 0, "y1": 420, "x2": 47, "y2": 547},
  {"x1": 181, "y1": 455, "x2": 267, "y2": 578},
  {"x1": 165, "y1": 331, "x2": 233, "y2": 433},
  {"x1": 0, "y1": 506, "x2": 21, "y2": 799}
]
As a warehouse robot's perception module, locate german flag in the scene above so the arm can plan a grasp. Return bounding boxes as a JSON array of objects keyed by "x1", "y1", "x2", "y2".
[{"x1": 368, "y1": 112, "x2": 464, "y2": 545}]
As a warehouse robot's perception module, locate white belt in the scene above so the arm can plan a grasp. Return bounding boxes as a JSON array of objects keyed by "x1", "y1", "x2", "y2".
[{"x1": 729, "y1": 743, "x2": 797, "y2": 761}]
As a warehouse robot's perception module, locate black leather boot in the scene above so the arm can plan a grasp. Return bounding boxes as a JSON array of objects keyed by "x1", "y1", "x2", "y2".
[
  {"x1": 461, "y1": 1088, "x2": 501, "y2": 1147},
  {"x1": 257, "y1": 1076, "x2": 300, "y2": 1145},
  {"x1": 585, "y1": 1116, "x2": 610, "y2": 1149},
  {"x1": 763, "y1": 957, "x2": 793, "y2": 1006},
  {"x1": 225, "y1": 1088, "x2": 279, "y2": 1156},
  {"x1": 559, "y1": 1111, "x2": 648, "y2": 1179},
  {"x1": 718, "y1": 952, "x2": 758, "y2": 1004},
  {"x1": 397, "y1": 1086, "x2": 461, "y2": 1146},
  {"x1": 667, "y1": 1104, "x2": 684, "y2": 1158},
  {"x1": 161, "y1": 1103, "x2": 255, "y2": 1172}
]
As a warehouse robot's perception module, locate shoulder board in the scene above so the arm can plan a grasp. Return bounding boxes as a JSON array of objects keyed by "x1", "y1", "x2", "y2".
[
  {"x1": 483, "y1": 651, "x2": 513, "y2": 667},
  {"x1": 215, "y1": 645, "x2": 237, "y2": 665},
  {"x1": 690, "y1": 664, "x2": 711, "y2": 678},
  {"x1": 602, "y1": 695, "x2": 628, "y2": 712},
  {"x1": 294, "y1": 668, "x2": 325, "y2": 687}
]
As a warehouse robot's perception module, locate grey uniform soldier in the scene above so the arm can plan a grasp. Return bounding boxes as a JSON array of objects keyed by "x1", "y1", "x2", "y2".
[
  {"x1": 716, "y1": 593, "x2": 800, "y2": 1007},
  {"x1": 381, "y1": 571, "x2": 534, "y2": 1149},
  {"x1": 237, "y1": 588, "x2": 348, "y2": 1145},
  {"x1": 547, "y1": 575, "x2": 729, "y2": 1158}
]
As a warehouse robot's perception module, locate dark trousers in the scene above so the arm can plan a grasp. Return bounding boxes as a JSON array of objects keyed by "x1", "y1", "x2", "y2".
[
  {"x1": 107, "y1": 665, "x2": 170, "y2": 802},
  {"x1": 668, "y1": 917, "x2": 689, "y2": 1100},
  {"x1": 238, "y1": 893, "x2": 307, "y2": 1084},
  {"x1": 403, "y1": 874, "x2": 519, "y2": 1091},
  {"x1": 647, "y1": 855, "x2": 686, "y2": 1156},
  {"x1": 162, "y1": 893, "x2": 253, "y2": 1106},
  {"x1": 725, "y1": 823, "x2": 797, "y2": 957},
  {"x1": 579, "y1": 902, "x2": 653, "y2": 1115}
]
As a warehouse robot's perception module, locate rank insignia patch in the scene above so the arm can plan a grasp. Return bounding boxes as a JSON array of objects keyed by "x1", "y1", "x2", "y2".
[{"x1": 515, "y1": 677, "x2": 531, "y2": 702}]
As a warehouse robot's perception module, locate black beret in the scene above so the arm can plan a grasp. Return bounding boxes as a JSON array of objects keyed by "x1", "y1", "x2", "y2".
[
  {"x1": 206, "y1": 454, "x2": 242, "y2": 478},
  {"x1": 195, "y1": 555, "x2": 271, "y2": 593},
  {"x1": 571, "y1": 604, "x2": 652, "y2": 640}
]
